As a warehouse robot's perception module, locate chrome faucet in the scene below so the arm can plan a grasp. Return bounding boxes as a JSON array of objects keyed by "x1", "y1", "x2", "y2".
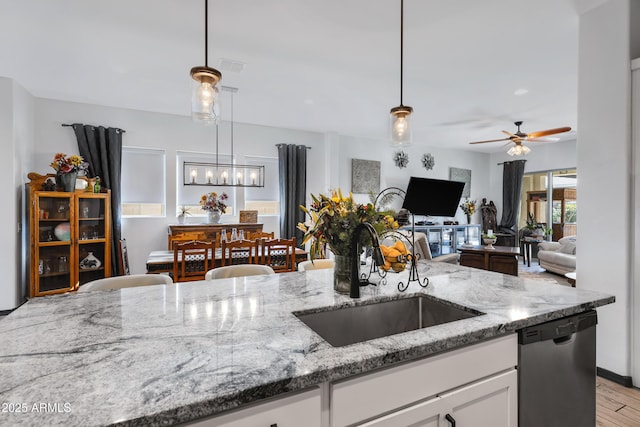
[{"x1": 350, "y1": 222, "x2": 385, "y2": 298}]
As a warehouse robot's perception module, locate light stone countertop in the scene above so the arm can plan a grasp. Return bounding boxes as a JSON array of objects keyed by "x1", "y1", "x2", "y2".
[{"x1": 0, "y1": 262, "x2": 614, "y2": 426}]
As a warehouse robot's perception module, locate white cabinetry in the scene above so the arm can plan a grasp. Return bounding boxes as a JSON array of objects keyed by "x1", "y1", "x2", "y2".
[
  {"x1": 361, "y1": 370, "x2": 517, "y2": 427},
  {"x1": 187, "y1": 387, "x2": 321, "y2": 427},
  {"x1": 331, "y1": 334, "x2": 517, "y2": 427}
]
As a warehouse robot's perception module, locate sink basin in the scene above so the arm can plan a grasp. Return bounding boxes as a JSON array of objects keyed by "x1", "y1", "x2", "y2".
[{"x1": 294, "y1": 295, "x2": 483, "y2": 347}]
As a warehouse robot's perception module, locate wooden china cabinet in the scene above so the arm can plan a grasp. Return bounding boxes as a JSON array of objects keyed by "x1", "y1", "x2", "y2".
[{"x1": 27, "y1": 173, "x2": 111, "y2": 297}]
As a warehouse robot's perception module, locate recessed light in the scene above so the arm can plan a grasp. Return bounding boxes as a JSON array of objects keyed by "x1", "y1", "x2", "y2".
[{"x1": 514, "y1": 88, "x2": 529, "y2": 96}]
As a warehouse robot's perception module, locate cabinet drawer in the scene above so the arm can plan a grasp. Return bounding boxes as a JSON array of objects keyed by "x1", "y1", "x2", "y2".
[
  {"x1": 331, "y1": 334, "x2": 517, "y2": 426},
  {"x1": 187, "y1": 387, "x2": 321, "y2": 427}
]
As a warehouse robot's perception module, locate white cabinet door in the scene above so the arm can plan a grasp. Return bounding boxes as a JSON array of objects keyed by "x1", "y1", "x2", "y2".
[
  {"x1": 360, "y1": 369, "x2": 516, "y2": 427},
  {"x1": 187, "y1": 387, "x2": 321, "y2": 427},
  {"x1": 331, "y1": 334, "x2": 517, "y2": 426},
  {"x1": 359, "y1": 395, "x2": 446, "y2": 427},
  {"x1": 441, "y1": 369, "x2": 517, "y2": 427}
]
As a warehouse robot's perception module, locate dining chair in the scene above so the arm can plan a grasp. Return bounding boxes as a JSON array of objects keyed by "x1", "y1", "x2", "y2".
[
  {"x1": 170, "y1": 231, "x2": 208, "y2": 249},
  {"x1": 220, "y1": 239, "x2": 260, "y2": 266},
  {"x1": 118, "y1": 238, "x2": 131, "y2": 275},
  {"x1": 297, "y1": 259, "x2": 335, "y2": 271},
  {"x1": 173, "y1": 240, "x2": 216, "y2": 282},
  {"x1": 246, "y1": 231, "x2": 275, "y2": 240},
  {"x1": 78, "y1": 273, "x2": 173, "y2": 292},
  {"x1": 261, "y1": 237, "x2": 297, "y2": 273},
  {"x1": 205, "y1": 265, "x2": 275, "y2": 280}
]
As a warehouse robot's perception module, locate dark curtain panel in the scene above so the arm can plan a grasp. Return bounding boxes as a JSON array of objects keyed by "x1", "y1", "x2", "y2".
[
  {"x1": 72, "y1": 124, "x2": 124, "y2": 275},
  {"x1": 277, "y1": 144, "x2": 307, "y2": 245},
  {"x1": 498, "y1": 159, "x2": 526, "y2": 235}
]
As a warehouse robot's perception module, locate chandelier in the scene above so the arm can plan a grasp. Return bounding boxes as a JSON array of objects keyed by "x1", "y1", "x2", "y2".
[{"x1": 184, "y1": 87, "x2": 265, "y2": 187}]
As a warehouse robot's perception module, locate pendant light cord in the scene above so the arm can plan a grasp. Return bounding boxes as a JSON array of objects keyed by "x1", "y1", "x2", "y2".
[
  {"x1": 230, "y1": 91, "x2": 234, "y2": 163},
  {"x1": 204, "y1": 0, "x2": 209, "y2": 67},
  {"x1": 400, "y1": 0, "x2": 404, "y2": 106}
]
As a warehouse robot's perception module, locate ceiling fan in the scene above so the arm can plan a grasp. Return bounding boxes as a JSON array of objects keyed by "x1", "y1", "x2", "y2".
[{"x1": 469, "y1": 121, "x2": 571, "y2": 156}]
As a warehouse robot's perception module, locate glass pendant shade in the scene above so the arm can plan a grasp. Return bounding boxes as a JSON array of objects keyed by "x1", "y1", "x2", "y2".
[
  {"x1": 191, "y1": 66, "x2": 221, "y2": 123},
  {"x1": 390, "y1": 105, "x2": 413, "y2": 146},
  {"x1": 507, "y1": 144, "x2": 531, "y2": 156}
]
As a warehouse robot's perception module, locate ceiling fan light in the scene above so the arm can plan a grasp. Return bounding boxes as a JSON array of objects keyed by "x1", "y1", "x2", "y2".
[
  {"x1": 507, "y1": 144, "x2": 530, "y2": 156},
  {"x1": 191, "y1": 66, "x2": 221, "y2": 123},
  {"x1": 390, "y1": 105, "x2": 413, "y2": 146}
]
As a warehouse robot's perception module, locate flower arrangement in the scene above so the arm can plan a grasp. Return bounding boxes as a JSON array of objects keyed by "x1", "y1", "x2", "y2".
[
  {"x1": 200, "y1": 192, "x2": 228, "y2": 213},
  {"x1": 297, "y1": 189, "x2": 399, "y2": 259},
  {"x1": 50, "y1": 153, "x2": 88, "y2": 174},
  {"x1": 459, "y1": 198, "x2": 477, "y2": 216}
]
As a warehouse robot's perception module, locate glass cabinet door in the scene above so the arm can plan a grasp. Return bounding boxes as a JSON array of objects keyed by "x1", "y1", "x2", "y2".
[
  {"x1": 426, "y1": 228, "x2": 442, "y2": 257},
  {"x1": 77, "y1": 195, "x2": 109, "y2": 285},
  {"x1": 35, "y1": 194, "x2": 74, "y2": 294},
  {"x1": 441, "y1": 227, "x2": 454, "y2": 254},
  {"x1": 467, "y1": 226, "x2": 481, "y2": 245}
]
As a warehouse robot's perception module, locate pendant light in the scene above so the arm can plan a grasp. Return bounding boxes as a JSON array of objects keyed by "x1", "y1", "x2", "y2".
[
  {"x1": 190, "y1": 0, "x2": 222, "y2": 123},
  {"x1": 389, "y1": 0, "x2": 413, "y2": 146}
]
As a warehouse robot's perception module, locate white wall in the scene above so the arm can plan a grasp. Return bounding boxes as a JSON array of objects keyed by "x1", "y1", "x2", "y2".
[
  {"x1": 633, "y1": 58, "x2": 640, "y2": 387},
  {"x1": 335, "y1": 134, "x2": 492, "y2": 224},
  {"x1": 33, "y1": 98, "x2": 326, "y2": 275},
  {"x1": 0, "y1": 78, "x2": 35, "y2": 310},
  {"x1": 577, "y1": 0, "x2": 633, "y2": 379}
]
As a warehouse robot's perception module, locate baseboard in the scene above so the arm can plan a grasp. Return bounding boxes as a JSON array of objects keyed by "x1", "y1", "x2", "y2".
[
  {"x1": 0, "y1": 308, "x2": 14, "y2": 317},
  {"x1": 597, "y1": 366, "x2": 634, "y2": 387}
]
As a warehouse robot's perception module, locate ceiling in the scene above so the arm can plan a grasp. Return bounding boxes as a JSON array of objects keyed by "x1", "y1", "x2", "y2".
[{"x1": 0, "y1": 0, "x2": 580, "y2": 152}]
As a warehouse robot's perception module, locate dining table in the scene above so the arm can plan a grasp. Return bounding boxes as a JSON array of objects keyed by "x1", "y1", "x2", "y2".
[{"x1": 146, "y1": 247, "x2": 309, "y2": 274}]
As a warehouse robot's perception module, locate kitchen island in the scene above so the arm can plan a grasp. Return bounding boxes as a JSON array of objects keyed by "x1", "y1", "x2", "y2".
[{"x1": 0, "y1": 261, "x2": 614, "y2": 426}]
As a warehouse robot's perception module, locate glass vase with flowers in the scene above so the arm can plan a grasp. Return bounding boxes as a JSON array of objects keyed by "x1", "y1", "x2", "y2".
[
  {"x1": 459, "y1": 198, "x2": 477, "y2": 224},
  {"x1": 297, "y1": 189, "x2": 399, "y2": 293},
  {"x1": 200, "y1": 192, "x2": 228, "y2": 224}
]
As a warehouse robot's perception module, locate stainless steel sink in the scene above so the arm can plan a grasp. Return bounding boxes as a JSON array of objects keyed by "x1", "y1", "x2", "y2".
[{"x1": 294, "y1": 295, "x2": 483, "y2": 347}]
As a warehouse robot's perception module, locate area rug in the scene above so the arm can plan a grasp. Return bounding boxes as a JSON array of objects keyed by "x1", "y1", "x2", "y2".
[{"x1": 518, "y1": 263, "x2": 570, "y2": 286}]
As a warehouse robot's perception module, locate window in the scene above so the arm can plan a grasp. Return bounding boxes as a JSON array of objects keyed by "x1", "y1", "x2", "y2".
[
  {"x1": 244, "y1": 156, "x2": 280, "y2": 215},
  {"x1": 177, "y1": 151, "x2": 236, "y2": 216},
  {"x1": 121, "y1": 147, "x2": 165, "y2": 217}
]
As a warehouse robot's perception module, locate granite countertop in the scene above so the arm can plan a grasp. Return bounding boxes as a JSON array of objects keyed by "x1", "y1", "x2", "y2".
[{"x1": 0, "y1": 262, "x2": 614, "y2": 426}]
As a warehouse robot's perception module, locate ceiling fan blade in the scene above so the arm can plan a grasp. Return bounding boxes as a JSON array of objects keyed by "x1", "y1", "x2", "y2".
[
  {"x1": 469, "y1": 137, "x2": 511, "y2": 144},
  {"x1": 502, "y1": 130, "x2": 517, "y2": 138},
  {"x1": 526, "y1": 126, "x2": 571, "y2": 139}
]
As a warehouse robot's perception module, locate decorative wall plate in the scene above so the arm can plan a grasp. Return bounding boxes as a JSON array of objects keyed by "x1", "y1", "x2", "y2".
[
  {"x1": 422, "y1": 153, "x2": 435, "y2": 171},
  {"x1": 393, "y1": 151, "x2": 409, "y2": 169}
]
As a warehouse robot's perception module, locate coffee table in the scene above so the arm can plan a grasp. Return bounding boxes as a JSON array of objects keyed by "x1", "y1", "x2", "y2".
[
  {"x1": 458, "y1": 245, "x2": 520, "y2": 276},
  {"x1": 565, "y1": 271, "x2": 576, "y2": 287}
]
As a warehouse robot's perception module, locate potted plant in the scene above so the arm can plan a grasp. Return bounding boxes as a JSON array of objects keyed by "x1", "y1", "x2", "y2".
[
  {"x1": 177, "y1": 206, "x2": 191, "y2": 224},
  {"x1": 50, "y1": 153, "x2": 89, "y2": 192}
]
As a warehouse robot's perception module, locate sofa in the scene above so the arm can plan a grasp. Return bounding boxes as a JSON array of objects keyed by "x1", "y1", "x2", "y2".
[{"x1": 537, "y1": 236, "x2": 576, "y2": 275}]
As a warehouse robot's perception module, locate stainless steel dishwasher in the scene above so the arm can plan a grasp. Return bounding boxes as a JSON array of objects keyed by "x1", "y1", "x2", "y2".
[{"x1": 518, "y1": 310, "x2": 597, "y2": 427}]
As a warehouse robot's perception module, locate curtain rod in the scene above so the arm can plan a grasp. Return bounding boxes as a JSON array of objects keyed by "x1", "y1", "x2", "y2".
[
  {"x1": 497, "y1": 159, "x2": 527, "y2": 165},
  {"x1": 275, "y1": 143, "x2": 311, "y2": 149},
  {"x1": 61, "y1": 123, "x2": 126, "y2": 133}
]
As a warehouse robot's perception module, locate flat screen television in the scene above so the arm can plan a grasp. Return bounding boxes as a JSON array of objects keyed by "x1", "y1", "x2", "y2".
[{"x1": 402, "y1": 177, "x2": 465, "y2": 217}]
